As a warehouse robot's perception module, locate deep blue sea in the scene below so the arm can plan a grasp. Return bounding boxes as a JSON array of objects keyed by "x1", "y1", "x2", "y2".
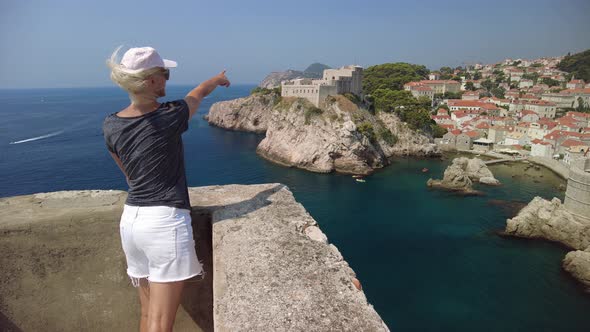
[{"x1": 1, "y1": 85, "x2": 589, "y2": 331}]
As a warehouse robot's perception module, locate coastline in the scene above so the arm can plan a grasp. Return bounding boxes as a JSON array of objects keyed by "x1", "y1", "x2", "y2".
[{"x1": 455, "y1": 149, "x2": 570, "y2": 180}]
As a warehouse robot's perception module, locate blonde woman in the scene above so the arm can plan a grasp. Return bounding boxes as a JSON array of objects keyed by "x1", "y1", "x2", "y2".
[{"x1": 103, "y1": 46, "x2": 230, "y2": 332}]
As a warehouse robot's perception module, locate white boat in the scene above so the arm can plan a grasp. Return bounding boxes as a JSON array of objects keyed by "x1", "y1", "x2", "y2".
[{"x1": 355, "y1": 179, "x2": 366, "y2": 183}]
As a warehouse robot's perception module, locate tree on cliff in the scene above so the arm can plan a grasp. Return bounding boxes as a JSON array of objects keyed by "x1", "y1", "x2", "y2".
[
  {"x1": 557, "y1": 49, "x2": 590, "y2": 82},
  {"x1": 363, "y1": 63, "x2": 429, "y2": 95},
  {"x1": 371, "y1": 89, "x2": 435, "y2": 132}
]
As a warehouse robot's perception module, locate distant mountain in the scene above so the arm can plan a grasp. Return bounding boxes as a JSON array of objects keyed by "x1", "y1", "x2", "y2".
[
  {"x1": 557, "y1": 49, "x2": 590, "y2": 82},
  {"x1": 304, "y1": 63, "x2": 331, "y2": 75},
  {"x1": 259, "y1": 63, "x2": 331, "y2": 89}
]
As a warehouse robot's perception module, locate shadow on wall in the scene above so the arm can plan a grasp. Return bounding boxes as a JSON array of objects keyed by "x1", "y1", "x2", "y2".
[
  {"x1": 181, "y1": 210, "x2": 213, "y2": 332},
  {"x1": 0, "y1": 312, "x2": 23, "y2": 332}
]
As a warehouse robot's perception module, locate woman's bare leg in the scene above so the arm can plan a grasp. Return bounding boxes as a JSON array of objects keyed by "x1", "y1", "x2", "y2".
[
  {"x1": 138, "y1": 278, "x2": 150, "y2": 332},
  {"x1": 147, "y1": 280, "x2": 185, "y2": 332}
]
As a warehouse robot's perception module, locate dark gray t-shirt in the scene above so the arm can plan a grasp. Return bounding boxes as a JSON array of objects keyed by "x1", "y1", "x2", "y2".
[{"x1": 102, "y1": 99, "x2": 191, "y2": 210}]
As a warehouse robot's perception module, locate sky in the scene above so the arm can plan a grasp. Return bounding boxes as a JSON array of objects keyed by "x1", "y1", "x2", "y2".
[{"x1": 1, "y1": 0, "x2": 589, "y2": 89}]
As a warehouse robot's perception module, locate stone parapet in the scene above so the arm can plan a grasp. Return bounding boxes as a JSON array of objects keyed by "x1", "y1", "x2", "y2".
[{"x1": 0, "y1": 184, "x2": 388, "y2": 331}]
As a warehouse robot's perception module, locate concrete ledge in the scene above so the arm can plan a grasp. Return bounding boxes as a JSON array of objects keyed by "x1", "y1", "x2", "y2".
[
  {"x1": 0, "y1": 185, "x2": 388, "y2": 331},
  {"x1": 188, "y1": 184, "x2": 388, "y2": 332}
]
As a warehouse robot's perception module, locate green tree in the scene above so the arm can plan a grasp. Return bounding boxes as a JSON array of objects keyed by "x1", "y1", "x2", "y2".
[
  {"x1": 405, "y1": 109, "x2": 433, "y2": 131},
  {"x1": 473, "y1": 72, "x2": 482, "y2": 80},
  {"x1": 481, "y1": 79, "x2": 495, "y2": 91},
  {"x1": 417, "y1": 95, "x2": 433, "y2": 109},
  {"x1": 491, "y1": 87, "x2": 506, "y2": 98},
  {"x1": 465, "y1": 82, "x2": 476, "y2": 91},
  {"x1": 372, "y1": 89, "x2": 420, "y2": 112},
  {"x1": 431, "y1": 124, "x2": 448, "y2": 138},
  {"x1": 557, "y1": 49, "x2": 590, "y2": 82},
  {"x1": 541, "y1": 77, "x2": 560, "y2": 87},
  {"x1": 522, "y1": 72, "x2": 540, "y2": 84},
  {"x1": 363, "y1": 63, "x2": 430, "y2": 95},
  {"x1": 357, "y1": 122, "x2": 376, "y2": 142}
]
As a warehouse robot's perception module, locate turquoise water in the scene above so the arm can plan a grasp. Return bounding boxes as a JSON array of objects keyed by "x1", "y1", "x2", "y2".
[{"x1": 1, "y1": 86, "x2": 589, "y2": 331}]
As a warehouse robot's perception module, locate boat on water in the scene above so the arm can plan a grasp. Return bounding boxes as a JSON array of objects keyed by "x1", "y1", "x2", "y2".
[
  {"x1": 355, "y1": 178, "x2": 366, "y2": 183},
  {"x1": 421, "y1": 168, "x2": 429, "y2": 173},
  {"x1": 352, "y1": 174, "x2": 364, "y2": 178}
]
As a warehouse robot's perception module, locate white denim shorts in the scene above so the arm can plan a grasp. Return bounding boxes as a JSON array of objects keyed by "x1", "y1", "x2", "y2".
[{"x1": 119, "y1": 204, "x2": 203, "y2": 287}]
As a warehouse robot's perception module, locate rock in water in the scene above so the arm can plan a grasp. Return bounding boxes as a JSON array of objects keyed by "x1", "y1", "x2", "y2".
[
  {"x1": 505, "y1": 197, "x2": 590, "y2": 250},
  {"x1": 427, "y1": 157, "x2": 499, "y2": 193},
  {"x1": 563, "y1": 249, "x2": 590, "y2": 289},
  {"x1": 479, "y1": 176, "x2": 500, "y2": 185},
  {"x1": 504, "y1": 196, "x2": 590, "y2": 289},
  {"x1": 465, "y1": 158, "x2": 497, "y2": 183}
]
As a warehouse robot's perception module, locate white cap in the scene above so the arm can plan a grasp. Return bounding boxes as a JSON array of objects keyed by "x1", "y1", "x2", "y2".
[{"x1": 119, "y1": 47, "x2": 177, "y2": 73}]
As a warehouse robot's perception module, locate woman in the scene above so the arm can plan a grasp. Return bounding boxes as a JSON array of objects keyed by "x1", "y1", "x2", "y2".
[{"x1": 103, "y1": 46, "x2": 230, "y2": 332}]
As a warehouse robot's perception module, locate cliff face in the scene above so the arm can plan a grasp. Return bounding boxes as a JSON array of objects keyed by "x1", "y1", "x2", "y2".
[
  {"x1": 504, "y1": 196, "x2": 590, "y2": 289},
  {"x1": 205, "y1": 93, "x2": 278, "y2": 133},
  {"x1": 207, "y1": 94, "x2": 440, "y2": 174}
]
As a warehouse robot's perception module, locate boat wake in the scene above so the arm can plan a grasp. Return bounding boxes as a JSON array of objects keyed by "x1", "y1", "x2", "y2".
[{"x1": 9, "y1": 130, "x2": 65, "y2": 145}]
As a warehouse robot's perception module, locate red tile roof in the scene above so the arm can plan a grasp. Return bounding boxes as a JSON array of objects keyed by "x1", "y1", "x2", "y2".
[
  {"x1": 520, "y1": 110, "x2": 538, "y2": 116},
  {"x1": 561, "y1": 139, "x2": 585, "y2": 147}
]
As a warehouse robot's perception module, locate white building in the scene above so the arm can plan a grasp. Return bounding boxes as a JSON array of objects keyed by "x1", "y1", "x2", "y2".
[
  {"x1": 531, "y1": 139, "x2": 553, "y2": 157},
  {"x1": 281, "y1": 65, "x2": 363, "y2": 107},
  {"x1": 510, "y1": 100, "x2": 557, "y2": 119},
  {"x1": 504, "y1": 132, "x2": 530, "y2": 146}
]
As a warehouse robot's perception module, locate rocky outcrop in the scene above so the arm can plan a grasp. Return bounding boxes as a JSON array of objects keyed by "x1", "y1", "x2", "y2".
[
  {"x1": 256, "y1": 97, "x2": 388, "y2": 174},
  {"x1": 0, "y1": 185, "x2": 389, "y2": 331},
  {"x1": 376, "y1": 111, "x2": 440, "y2": 157},
  {"x1": 427, "y1": 157, "x2": 499, "y2": 193},
  {"x1": 504, "y1": 196, "x2": 590, "y2": 289},
  {"x1": 205, "y1": 93, "x2": 278, "y2": 133},
  {"x1": 207, "y1": 95, "x2": 440, "y2": 174},
  {"x1": 505, "y1": 197, "x2": 590, "y2": 250},
  {"x1": 563, "y1": 249, "x2": 590, "y2": 288},
  {"x1": 464, "y1": 158, "x2": 500, "y2": 185}
]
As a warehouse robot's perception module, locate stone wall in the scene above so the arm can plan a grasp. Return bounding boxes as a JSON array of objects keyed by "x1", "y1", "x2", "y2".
[
  {"x1": 0, "y1": 184, "x2": 389, "y2": 332},
  {"x1": 564, "y1": 158, "x2": 590, "y2": 220}
]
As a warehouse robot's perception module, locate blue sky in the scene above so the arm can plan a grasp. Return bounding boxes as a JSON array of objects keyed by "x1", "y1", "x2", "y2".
[{"x1": 1, "y1": 0, "x2": 589, "y2": 89}]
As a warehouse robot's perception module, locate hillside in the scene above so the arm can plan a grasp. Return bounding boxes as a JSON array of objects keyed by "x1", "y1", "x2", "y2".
[{"x1": 557, "y1": 49, "x2": 590, "y2": 82}]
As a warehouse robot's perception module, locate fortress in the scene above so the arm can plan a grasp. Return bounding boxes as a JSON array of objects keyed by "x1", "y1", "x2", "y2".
[
  {"x1": 281, "y1": 65, "x2": 363, "y2": 107},
  {"x1": 564, "y1": 158, "x2": 590, "y2": 219}
]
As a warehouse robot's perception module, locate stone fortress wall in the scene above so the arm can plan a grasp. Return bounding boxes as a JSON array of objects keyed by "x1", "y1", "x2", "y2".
[
  {"x1": 281, "y1": 65, "x2": 363, "y2": 107},
  {"x1": 564, "y1": 158, "x2": 590, "y2": 219}
]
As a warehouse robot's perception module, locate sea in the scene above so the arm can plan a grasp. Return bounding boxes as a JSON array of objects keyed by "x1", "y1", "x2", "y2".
[{"x1": 1, "y1": 85, "x2": 589, "y2": 331}]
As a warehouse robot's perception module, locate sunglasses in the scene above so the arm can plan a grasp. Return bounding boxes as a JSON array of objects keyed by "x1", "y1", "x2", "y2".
[{"x1": 160, "y1": 68, "x2": 170, "y2": 80}]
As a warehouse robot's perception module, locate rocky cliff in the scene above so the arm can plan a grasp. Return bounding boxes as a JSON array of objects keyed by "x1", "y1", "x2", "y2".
[
  {"x1": 505, "y1": 196, "x2": 590, "y2": 289},
  {"x1": 205, "y1": 93, "x2": 278, "y2": 133},
  {"x1": 427, "y1": 157, "x2": 500, "y2": 193},
  {"x1": 207, "y1": 94, "x2": 439, "y2": 175}
]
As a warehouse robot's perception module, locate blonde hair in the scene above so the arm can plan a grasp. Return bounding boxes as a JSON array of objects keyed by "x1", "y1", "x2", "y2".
[{"x1": 106, "y1": 46, "x2": 166, "y2": 101}]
